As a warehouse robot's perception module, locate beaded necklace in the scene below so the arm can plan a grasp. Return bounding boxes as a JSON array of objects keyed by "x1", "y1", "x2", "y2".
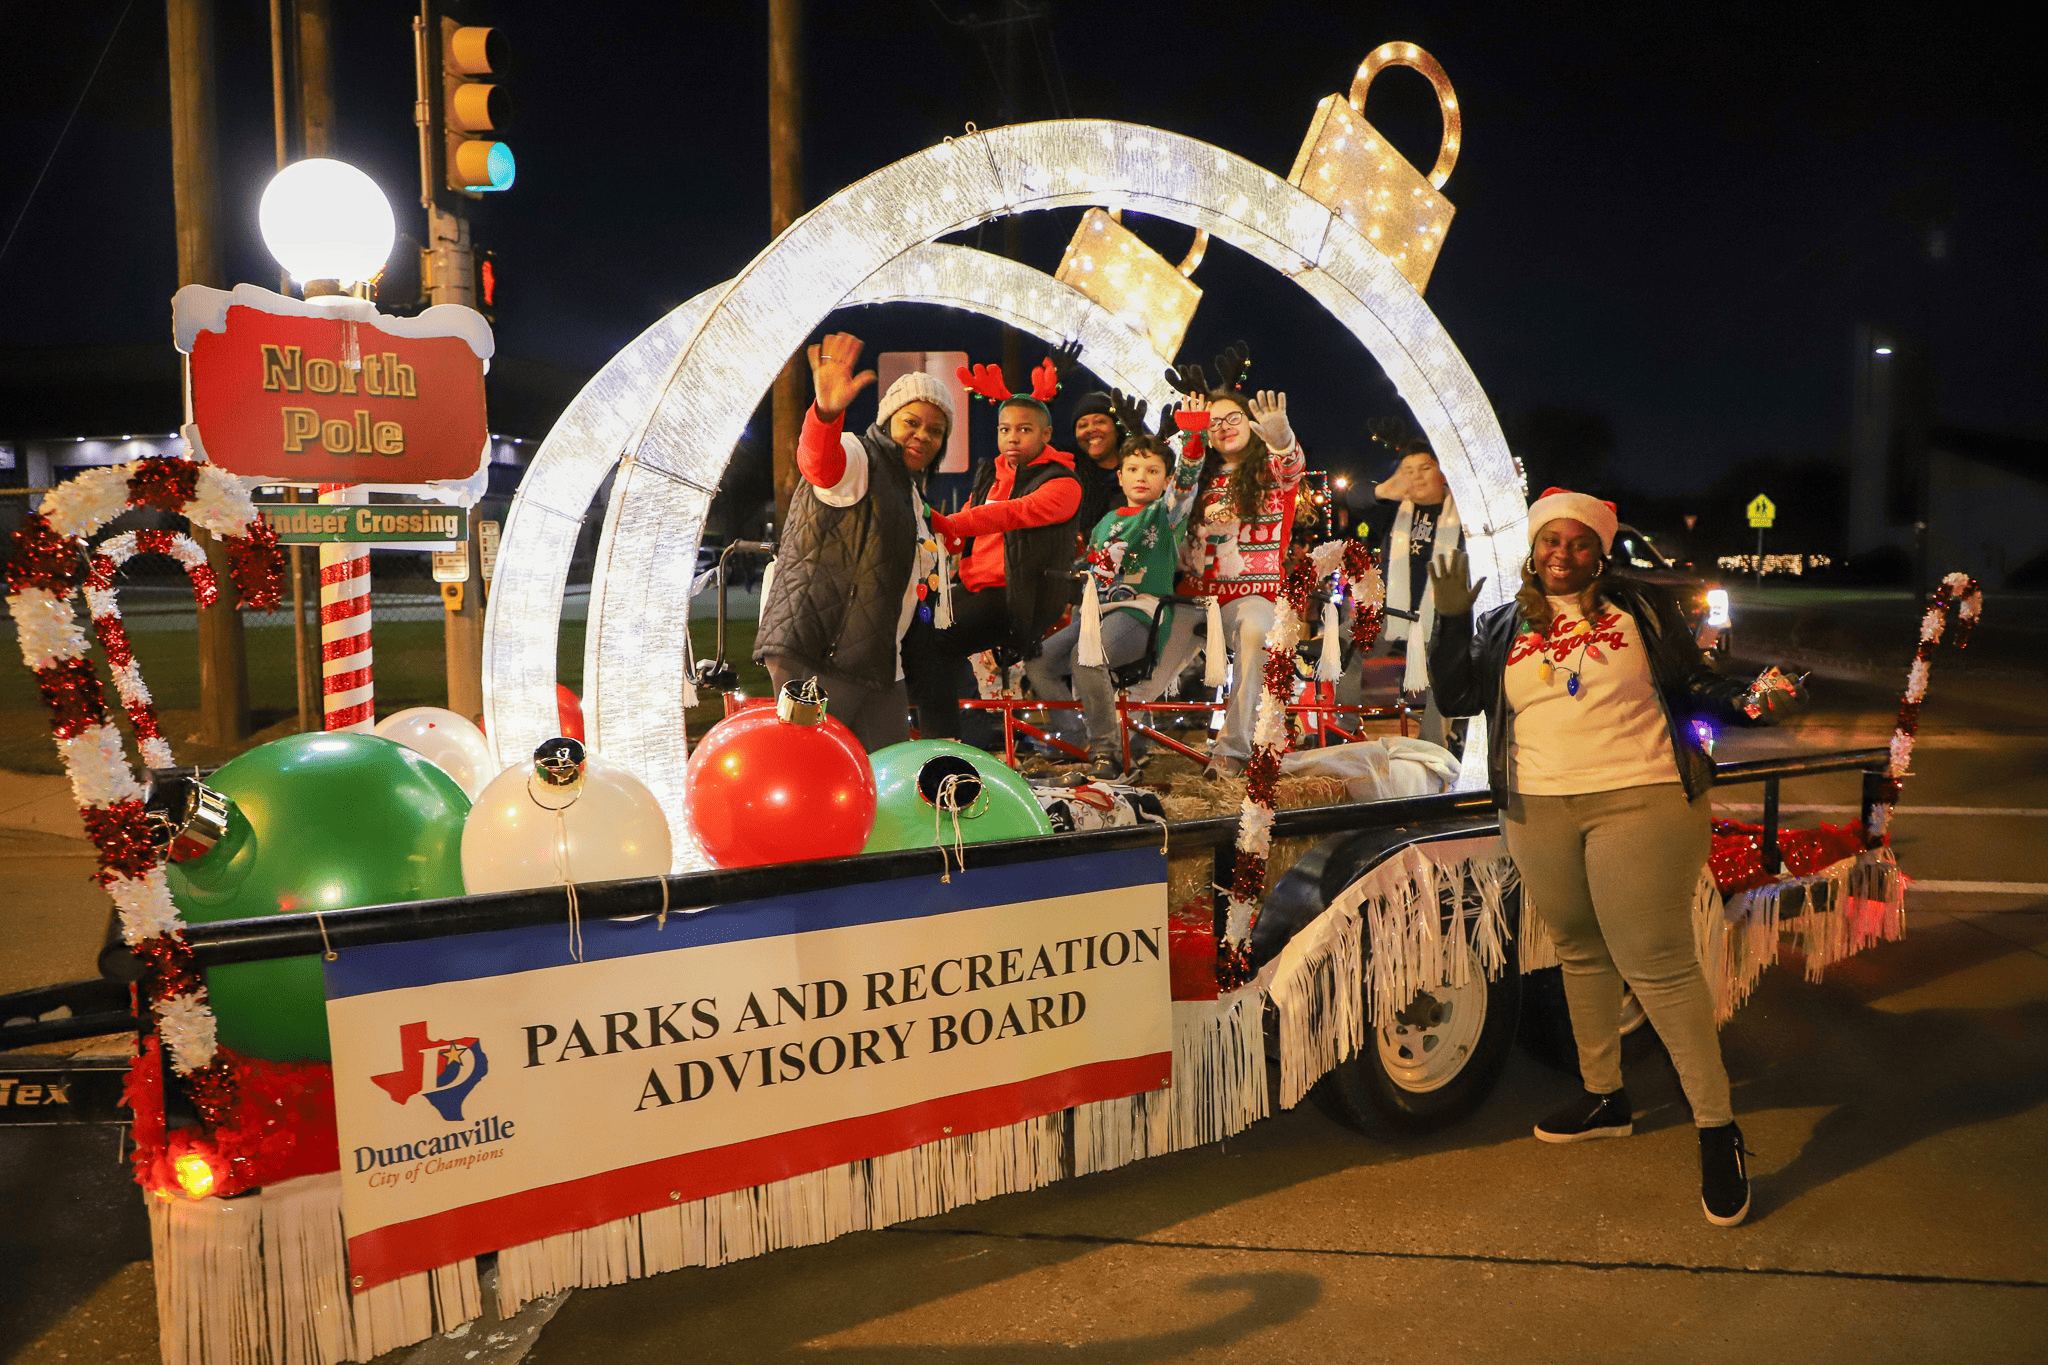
[{"x1": 1517, "y1": 598, "x2": 1609, "y2": 699}]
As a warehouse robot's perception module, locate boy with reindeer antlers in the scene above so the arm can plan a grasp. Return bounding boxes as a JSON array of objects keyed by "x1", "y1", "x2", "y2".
[{"x1": 902, "y1": 354, "x2": 1083, "y2": 740}]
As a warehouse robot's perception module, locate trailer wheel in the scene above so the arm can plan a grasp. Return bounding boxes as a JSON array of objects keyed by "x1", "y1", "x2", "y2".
[
  {"x1": 1311, "y1": 938, "x2": 1522, "y2": 1140},
  {"x1": 1515, "y1": 966, "x2": 1659, "y2": 1074}
]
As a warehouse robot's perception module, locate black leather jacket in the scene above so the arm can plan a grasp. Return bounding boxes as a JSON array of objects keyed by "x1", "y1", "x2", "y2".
[{"x1": 1428, "y1": 576, "x2": 1761, "y2": 806}]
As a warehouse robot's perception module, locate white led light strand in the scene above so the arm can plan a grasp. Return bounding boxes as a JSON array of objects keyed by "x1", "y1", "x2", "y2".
[{"x1": 487, "y1": 119, "x2": 1523, "y2": 861}]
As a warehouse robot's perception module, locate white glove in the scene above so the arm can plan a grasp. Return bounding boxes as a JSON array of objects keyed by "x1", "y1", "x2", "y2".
[{"x1": 1248, "y1": 390, "x2": 1293, "y2": 451}]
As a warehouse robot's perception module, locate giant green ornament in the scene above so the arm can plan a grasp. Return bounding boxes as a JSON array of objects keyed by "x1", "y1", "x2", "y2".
[
  {"x1": 862, "y1": 739, "x2": 1053, "y2": 853},
  {"x1": 168, "y1": 732, "x2": 470, "y2": 1061}
]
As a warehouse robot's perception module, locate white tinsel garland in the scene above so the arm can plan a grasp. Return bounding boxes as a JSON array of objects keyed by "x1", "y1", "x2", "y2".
[
  {"x1": 1221, "y1": 539, "x2": 1377, "y2": 953},
  {"x1": 155, "y1": 991, "x2": 219, "y2": 1073},
  {"x1": 109, "y1": 869, "x2": 185, "y2": 945},
  {"x1": 8, "y1": 458, "x2": 272, "y2": 1083},
  {"x1": 185, "y1": 465, "x2": 260, "y2": 536},
  {"x1": 60, "y1": 724, "x2": 148, "y2": 807},
  {"x1": 6, "y1": 588, "x2": 89, "y2": 669},
  {"x1": 1868, "y1": 571, "x2": 1984, "y2": 845},
  {"x1": 40, "y1": 467, "x2": 130, "y2": 538}
]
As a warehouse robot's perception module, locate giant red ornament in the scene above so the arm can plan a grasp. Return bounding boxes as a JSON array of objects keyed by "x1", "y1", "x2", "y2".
[{"x1": 684, "y1": 679, "x2": 877, "y2": 867}]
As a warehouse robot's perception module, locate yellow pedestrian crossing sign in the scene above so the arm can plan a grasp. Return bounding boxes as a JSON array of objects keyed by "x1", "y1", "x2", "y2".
[{"x1": 1747, "y1": 494, "x2": 1776, "y2": 528}]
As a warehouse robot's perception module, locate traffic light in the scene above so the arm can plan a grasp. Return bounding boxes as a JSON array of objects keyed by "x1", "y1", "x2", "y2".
[
  {"x1": 420, "y1": 5, "x2": 514, "y2": 199},
  {"x1": 475, "y1": 246, "x2": 498, "y2": 321}
]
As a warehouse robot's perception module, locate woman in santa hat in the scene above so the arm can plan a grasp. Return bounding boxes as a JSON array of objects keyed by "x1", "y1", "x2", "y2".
[{"x1": 1427, "y1": 488, "x2": 1801, "y2": 1227}]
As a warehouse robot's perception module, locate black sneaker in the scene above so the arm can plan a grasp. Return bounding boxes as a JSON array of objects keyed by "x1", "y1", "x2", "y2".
[
  {"x1": 1533, "y1": 1088, "x2": 1633, "y2": 1144},
  {"x1": 1700, "y1": 1122, "x2": 1752, "y2": 1226}
]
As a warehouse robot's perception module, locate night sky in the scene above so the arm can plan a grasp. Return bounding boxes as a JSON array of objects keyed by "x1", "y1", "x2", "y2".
[{"x1": 3, "y1": 1, "x2": 2042, "y2": 502}]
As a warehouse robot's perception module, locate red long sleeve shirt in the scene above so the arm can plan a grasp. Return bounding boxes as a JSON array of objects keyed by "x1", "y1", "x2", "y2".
[
  {"x1": 941, "y1": 447, "x2": 1080, "y2": 592},
  {"x1": 798, "y1": 405, "x2": 849, "y2": 487}
]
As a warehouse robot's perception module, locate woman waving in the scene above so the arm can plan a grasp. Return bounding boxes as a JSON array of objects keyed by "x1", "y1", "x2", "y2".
[{"x1": 1429, "y1": 488, "x2": 1801, "y2": 1227}]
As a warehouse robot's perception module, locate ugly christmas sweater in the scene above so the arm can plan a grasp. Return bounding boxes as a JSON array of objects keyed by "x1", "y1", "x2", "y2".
[
  {"x1": 1176, "y1": 426, "x2": 1307, "y2": 603},
  {"x1": 1083, "y1": 454, "x2": 1202, "y2": 636}
]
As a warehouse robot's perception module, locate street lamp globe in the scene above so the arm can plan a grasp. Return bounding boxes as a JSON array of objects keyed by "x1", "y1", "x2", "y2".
[{"x1": 258, "y1": 159, "x2": 395, "y2": 294}]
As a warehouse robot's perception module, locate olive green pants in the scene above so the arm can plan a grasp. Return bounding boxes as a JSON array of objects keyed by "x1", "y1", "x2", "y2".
[{"x1": 1504, "y1": 783, "x2": 1733, "y2": 1127}]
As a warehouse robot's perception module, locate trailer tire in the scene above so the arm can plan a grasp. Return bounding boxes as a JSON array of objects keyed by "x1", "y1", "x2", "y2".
[
  {"x1": 1515, "y1": 966, "x2": 1660, "y2": 1075},
  {"x1": 1310, "y1": 937, "x2": 1522, "y2": 1141}
]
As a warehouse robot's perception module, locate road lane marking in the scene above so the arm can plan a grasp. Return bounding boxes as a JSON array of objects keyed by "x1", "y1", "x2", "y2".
[
  {"x1": 1714, "y1": 804, "x2": 2048, "y2": 816},
  {"x1": 895, "y1": 1226, "x2": 2048, "y2": 1290}
]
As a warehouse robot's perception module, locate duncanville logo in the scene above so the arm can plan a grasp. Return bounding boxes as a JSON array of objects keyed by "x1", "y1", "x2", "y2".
[{"x1": 371, "y1": 1020, "x2": 489, "y2": 1121}]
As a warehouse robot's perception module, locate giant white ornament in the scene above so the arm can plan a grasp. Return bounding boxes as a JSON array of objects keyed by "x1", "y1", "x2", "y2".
[
  {"x1": 461, "y1": 747, "x2": 673, "y2": 894},
  {"x1": 483, "y1": 118, "x2": 1526, "y2": 870},
  {"x1": 374, "y1": 707, "x2": 499, "y2": 798}
]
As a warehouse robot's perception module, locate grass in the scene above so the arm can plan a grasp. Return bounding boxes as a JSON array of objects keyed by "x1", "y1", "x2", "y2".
[{"x1": 0, "y1": 606, "x2": 771, "y2": 774}]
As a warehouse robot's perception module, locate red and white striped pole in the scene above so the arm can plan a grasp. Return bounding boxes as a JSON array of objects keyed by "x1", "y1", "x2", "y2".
[{"x1": 318, "y1": 483, "x2": 374, "y2": 731}]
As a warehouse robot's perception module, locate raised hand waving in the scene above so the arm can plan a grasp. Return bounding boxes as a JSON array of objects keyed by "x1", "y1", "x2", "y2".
[
  {"x1": 807, "y1": 333, "x2": 875, "y2": 421},
  {"x1": 1246, "y1": 390, "x2": 1293, "y2": 451}
]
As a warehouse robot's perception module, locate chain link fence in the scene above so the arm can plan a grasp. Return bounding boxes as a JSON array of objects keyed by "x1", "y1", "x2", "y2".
[{"x1": 1, "y1": 467, "x2": 781, "y2": 773}]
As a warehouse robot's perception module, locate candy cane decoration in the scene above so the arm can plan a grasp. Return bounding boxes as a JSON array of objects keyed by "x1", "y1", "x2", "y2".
[
  {"x1": 317, "y1": 482, "x2": 375, "y2": 731},
  {"x1": 85, "y1": 530, "x2": 218, "y2": 771},
  {"x1": 4, "y1": 458, "x2": 281, "y2": 1074},
  {"x1": 1217, "y1": 537, "x2": 1382, "y2": 987},
  {"x1": 1866, "y1": 571, "x2": 1983, "y2": 844}
]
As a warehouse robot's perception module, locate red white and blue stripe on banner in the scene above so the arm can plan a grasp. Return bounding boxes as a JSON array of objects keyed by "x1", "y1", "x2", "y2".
[{"x1": 327, "y1": 847, "x2": 1172, "y2": 1288}]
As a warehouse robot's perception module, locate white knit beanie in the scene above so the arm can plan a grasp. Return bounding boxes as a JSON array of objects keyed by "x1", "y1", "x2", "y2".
[
  {"x1": 1526, "y1": 486, "x2": 1618, "y2": 553},
  {"x1": 875, "y1": 372, "x2": 956, "y2": 431}
]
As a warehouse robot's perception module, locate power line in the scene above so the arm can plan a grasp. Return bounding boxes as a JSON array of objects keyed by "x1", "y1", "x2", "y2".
[{"x1": 0, "y1": 0, "x2": 136, "y2": 274}]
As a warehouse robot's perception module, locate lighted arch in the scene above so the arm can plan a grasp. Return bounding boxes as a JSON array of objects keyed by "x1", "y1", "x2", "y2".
[
  {"x1": 481, "y1": 241, "x2": 1183, "y2": 807},
  {"x1": 487, "y1": 119, "x2": 1523, "y2": 868}
]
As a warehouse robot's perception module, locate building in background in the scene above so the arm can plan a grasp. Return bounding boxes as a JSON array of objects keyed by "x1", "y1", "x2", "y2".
[{"x1": 1924, "y1": 428, "x2": 2048, "y2": 590}]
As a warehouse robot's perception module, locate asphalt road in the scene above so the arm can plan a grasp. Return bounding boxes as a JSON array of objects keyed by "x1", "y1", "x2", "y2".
[
  {"x1": 437, "y1": 658, "x2": 2048, "y2": 1362},
  {"x1": 5, "y1": 625, "x2": 2046, "y2": 1363}
]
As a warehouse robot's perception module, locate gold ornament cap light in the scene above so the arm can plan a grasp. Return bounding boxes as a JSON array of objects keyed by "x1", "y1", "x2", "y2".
[
  {"x1": 532, "y1": 736, "x2": 588, "y2": 789},
  {"x1": 777, "y1": 677, "x2": 828, "y2": 726}
]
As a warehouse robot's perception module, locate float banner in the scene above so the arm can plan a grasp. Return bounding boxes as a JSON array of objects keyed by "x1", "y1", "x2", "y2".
[
  {"x1": 188, "y1": 305, "x2": 487, "y2": 483},
  {"x1": 326, "y1": 848, "x2": 1170, "y2": 1290}
]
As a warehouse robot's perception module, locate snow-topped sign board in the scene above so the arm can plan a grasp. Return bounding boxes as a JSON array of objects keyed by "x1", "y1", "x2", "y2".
[{"x1": 173, "y1": 284, "x2": 494, "y2": 486}]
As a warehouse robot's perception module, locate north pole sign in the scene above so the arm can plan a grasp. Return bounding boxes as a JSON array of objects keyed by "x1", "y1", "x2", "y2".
[{"x1": 173, "y1": 283, "x2": 493, "y2": 486}]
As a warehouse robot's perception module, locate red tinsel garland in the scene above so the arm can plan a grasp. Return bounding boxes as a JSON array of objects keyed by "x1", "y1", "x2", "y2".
[
  {"x1": 5, "y1": 458, "x2": 289, "y2": 1201},
  {"x1": 81, "y1": 800, "x2": 158, "y2": 882},
  {"x1": 124, "y1": 1044, "x2": 339, "y2": 1199},
  {"x1": 1214, "y1": 544, "x2": 1383, "y2": 991},
  {"x1": 225, "y1": 517, "x2": 283, "y2": 611},
  {"x1": 1867, "y1": 572, "x2": 1982, "y2": 841},
  {"x1": 5, "y1": 513, "x2": 85, "y2": 595},
  {"x1": 1709, "y1": 820, "x2": 1871, "y2": 897},
  {"x1": 126, "y1": 458, "x2": 201, "y2": 513},
  {"x1": 33, "y1": 656, "x2": 110, "y2": 737}
]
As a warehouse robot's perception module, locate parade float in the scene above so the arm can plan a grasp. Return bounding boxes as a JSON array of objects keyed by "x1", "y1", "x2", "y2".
[{"x1": 0, "y1": 42, "x2": 1960, "y2": 1365}]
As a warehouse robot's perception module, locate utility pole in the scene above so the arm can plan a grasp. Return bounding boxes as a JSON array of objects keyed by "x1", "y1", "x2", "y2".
[
  {"x1": 270, "y1": 0, "x2": 322, "y2": 734},
  {"x1": 999, "y1": 0, "x2": 1022, "y2": 389},
  {"x1": 168, "y1": 0, "x2": 251, "y2": 746},
  {"x1": 768, "y1": 0, "x2": 804, "y2": 526},
  {"x1": 416, "y1": 2, "x2": 483, "y2": 719},
  {"x1": 294, "y1": 0, "x2": 334, "y2": 154}
]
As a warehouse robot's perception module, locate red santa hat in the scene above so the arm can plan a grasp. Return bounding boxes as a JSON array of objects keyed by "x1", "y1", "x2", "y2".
[{"x1": 1526, "y1": 487, "x2": 1617, "y2": 554}]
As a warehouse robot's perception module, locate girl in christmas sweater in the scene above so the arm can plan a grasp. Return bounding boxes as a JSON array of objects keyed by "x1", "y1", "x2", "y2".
[{"x1": 1176, "y1": 384, "x2": 1306, "y2": 779}]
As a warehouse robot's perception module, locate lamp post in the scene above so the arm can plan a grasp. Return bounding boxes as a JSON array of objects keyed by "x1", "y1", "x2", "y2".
[{"x1": 258, "y1": 159, "x2": 395, "y2": 733}]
